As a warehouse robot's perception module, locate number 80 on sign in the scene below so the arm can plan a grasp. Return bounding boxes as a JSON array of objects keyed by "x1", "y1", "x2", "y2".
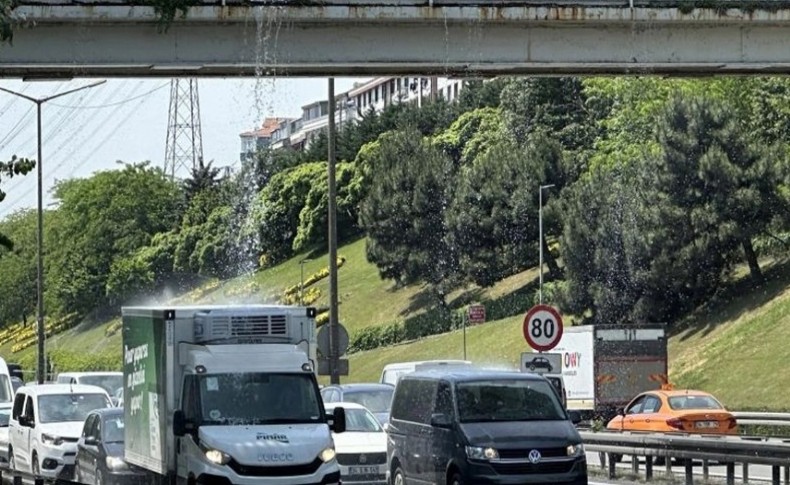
[{"x1": 522, "y1": 304, "x2": 564, "y2": 352}]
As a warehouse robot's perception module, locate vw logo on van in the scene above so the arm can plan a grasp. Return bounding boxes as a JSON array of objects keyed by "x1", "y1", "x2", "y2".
[{"x1": 528, "y1": 450, "x2": 542, "y2": 464}]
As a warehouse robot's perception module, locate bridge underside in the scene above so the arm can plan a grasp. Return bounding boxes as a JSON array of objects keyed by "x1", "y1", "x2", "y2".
[{"x1": 7, "y1": 3, "x2": 790, "y2": 77}]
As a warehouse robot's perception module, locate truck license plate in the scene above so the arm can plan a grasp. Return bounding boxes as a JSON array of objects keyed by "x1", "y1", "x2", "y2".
[
  {"x1": 695, "y1": 421, "x2": 718, "y2": 429},
  {"x1": 348, "y1": 466, "x2": 379, "y2": 475}
]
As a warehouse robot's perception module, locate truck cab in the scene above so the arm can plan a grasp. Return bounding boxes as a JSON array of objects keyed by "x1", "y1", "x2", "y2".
[{"x1": 121, "y1": 305, "x2": 346, "y2": 485}]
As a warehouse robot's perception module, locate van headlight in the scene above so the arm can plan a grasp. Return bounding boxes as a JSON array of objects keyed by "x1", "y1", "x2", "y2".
[
  {"x1": 567, "y1": 444, "x2": 584, "y2": 456},
  {"x1": 465, "y1": 446, "x2": 498, "y2": 460},
  {"x1": 41, "y1": 434, "x2": 64, "y2": 446},
  {"x1": 106, "y1": 456, "x2": 129, "y2": 471},
  {"x1": 319, "y1": 447, "x2": 336, "y2": 463},
  {"x1": 205, "y1": 449, "x2": 232, "y2": 465}
]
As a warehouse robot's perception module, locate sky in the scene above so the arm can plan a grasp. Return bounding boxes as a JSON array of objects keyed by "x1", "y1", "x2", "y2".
[{"x1": 0, "y1": 77, "x2": 365, "y2": 220}]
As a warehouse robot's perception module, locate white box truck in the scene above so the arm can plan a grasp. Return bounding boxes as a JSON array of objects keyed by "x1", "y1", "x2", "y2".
[
  {"x1": 553, "y1": 324, "x2": 668, "y2": 422},
  {"x1": 121, "y1": 305, "x2": 346, "y2": 485}
]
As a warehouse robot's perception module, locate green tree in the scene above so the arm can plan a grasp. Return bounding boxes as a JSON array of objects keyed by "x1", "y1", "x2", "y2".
[
  {"x1": 183, "y1": 158, "x2": 222, "y2": 202},
  {"x1": 47, "y1": 162, "x2": 182, "y2": 314},
  {"x1": 0, "y1": 155, "x2": 36, "y2": 250},
  {"x1": 0, "y1": 209, "x2": 39, "y2": 326},
  {"x1": 446, "y1": 134, "x2": 564, "y2": 287},
  {"x1": 358, "y1": 129, "x2": 458, "y2": 303}
]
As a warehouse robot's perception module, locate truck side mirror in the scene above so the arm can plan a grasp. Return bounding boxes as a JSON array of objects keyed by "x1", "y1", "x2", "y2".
[
  {"x1": 173, "y1": 410, "x2": 186, "y2": 437},
  {"x1": 330, "y1": 407, "x2": 346, "y2": 434}
]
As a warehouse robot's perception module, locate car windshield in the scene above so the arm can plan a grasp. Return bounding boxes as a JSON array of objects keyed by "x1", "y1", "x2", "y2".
[
  {"x1": 456, "y1": 379, "x2": 566, "y2": 423},
  {"x1": 38, "y1": 394, "x2": 110, "y2": 423},
  {"x1": 103, "y1": 415, "x2": 125, "y2": 443},
  {"x1": 668, "y1": 395, "x2": 723, "y2": 410},
  {"x1": 342, "y1": 389, "x2": 393, "y2": 413},
  {"x1": 198, "y1": 373, "x2": 323, "y2": 425},
  {"x1": 342, "y1": 408, "x2": 382, "y2": 432},
  {"x1": 80, "y1": 375, "x2": 123, "y2": 395}
]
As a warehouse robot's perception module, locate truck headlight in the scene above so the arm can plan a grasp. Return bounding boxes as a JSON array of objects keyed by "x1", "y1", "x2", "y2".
[
  {"x1": 41, "y1": 434, "x2": 64, "y2": 446},
  {"x1": 567, "y1": 444, "x2": 584, "y2": 456},
  {"x1": 465, "y1": 446, "x2": 498, "y2": 460},
  {"x1": 205, "y1": 449, "x2": 231, "y2": 465},
  {"x1": 106, "y1": 456, "x2": 129, "y2": 470},
  {"x1": 319, "y1": 447, "x2": 336, "y2": 463}
]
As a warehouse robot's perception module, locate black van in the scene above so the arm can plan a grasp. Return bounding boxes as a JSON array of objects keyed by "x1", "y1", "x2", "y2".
[{"x1": 386, "y1": 370, "x2": 587, "y2": 485}]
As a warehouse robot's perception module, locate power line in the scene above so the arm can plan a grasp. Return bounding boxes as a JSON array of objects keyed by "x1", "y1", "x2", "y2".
[{"x1": 49, "y1": 82, "x2": 169, "y2": 109}]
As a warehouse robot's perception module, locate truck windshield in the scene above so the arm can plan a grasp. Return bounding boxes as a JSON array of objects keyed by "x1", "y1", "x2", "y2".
[
  {"x1": 197, "y1": 373, "x2": 323, "y2": 425},
  {"x1": 456, "y1": 379, "x2": 566, "y2": 423}
]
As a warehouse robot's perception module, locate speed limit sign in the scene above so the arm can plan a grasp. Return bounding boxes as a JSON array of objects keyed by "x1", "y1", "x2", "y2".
[{"x1": 523, "y1": 304, "x2": 564, "y2": 352}]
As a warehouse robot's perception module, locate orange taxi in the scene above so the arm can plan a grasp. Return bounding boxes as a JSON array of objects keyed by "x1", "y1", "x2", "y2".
[{"x1": 606, "y1": 389, "x2": 738, "y2": 435}]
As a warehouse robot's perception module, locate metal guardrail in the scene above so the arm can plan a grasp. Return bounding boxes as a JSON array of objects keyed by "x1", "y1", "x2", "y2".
[
  {"x1": 581, "y1": 430, "x2": 790, "y2": 485},
  {"x1": 734, "y1": 412, "x2": 790, "y2": 428}
]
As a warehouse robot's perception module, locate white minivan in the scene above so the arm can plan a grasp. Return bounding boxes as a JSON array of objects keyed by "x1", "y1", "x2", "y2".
[
  {"x1": 9, "y1": 384, "x2": 112, "y2": 479},
  {"x1": 379, "y1": 360, "x2": 473, "y2": 386},
  {"x1": 0, "y1": 358, "x2": 17, "y2": 410}
]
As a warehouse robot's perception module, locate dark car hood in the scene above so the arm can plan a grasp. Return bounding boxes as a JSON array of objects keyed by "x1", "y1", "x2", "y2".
[
  {"x1": 104, "y1": 442, "x2": 125, "y2": 457},
  {"x1": 460, "y1": 420, "x2": 580, "y2": 448}
]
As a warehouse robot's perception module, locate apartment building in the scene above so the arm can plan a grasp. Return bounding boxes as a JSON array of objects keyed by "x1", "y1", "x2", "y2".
[
  {"x1": 240, "y1": 77, "x2": 465, "y2": 157},
  {"x1": 239, "y1": 117, "x2": 285, "y2": 162}
]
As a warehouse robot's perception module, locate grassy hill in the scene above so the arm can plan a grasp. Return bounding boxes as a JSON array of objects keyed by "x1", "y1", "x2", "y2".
[{"x1": 5, "y1": 237, "x2": 790, "y2": 411}]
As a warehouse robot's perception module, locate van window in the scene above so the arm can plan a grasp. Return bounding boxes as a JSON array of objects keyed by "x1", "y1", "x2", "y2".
[
  {"x1": 434, "y1": 382, "x2": 454, "y2": 418},
  {"x1": 12, "y1": 393, "x2": 24, "y2": 420},
  {"x1": 24, "y1": 396, "x2": 35, "y2": 422},
  {"x1": 391, "y1": 379, "x2": 437, "y2": 424},
  {"x1": 456, "y1": 379, "x2": 565, "y2": 423}
]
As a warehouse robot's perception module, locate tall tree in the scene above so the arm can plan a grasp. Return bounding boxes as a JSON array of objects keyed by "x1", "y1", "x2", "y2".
[
  {"x1": 183, "y1": 158, "x2": 222, "y2": 202},
  {"x1": 47, "y1": 162, "x2": 182, "y2": 314},
  {"x1": 358, "y1": 129, "x2": 458, "y2": 304}
]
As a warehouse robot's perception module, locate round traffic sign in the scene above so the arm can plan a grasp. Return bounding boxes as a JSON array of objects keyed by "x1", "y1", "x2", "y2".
[
  {"x1": 522, "y1": 304, "x2": 563, "y2": 352},
  {"x1": 317, "y1": 323, "x2": 349, "y2": 357}
]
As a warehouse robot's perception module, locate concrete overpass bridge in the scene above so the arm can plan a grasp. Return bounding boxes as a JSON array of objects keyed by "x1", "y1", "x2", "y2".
[{"x1": 4, "y1": 1, "x2": 790, "y2": 77}]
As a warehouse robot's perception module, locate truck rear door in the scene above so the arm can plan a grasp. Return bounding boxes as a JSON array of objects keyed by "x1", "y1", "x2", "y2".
[{"x1": 594, "y1": 326, "x2": 667, "y2": 410}]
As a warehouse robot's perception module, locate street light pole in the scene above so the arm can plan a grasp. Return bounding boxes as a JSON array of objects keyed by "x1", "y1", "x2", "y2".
[
  {"x1": 0, "y1": 80, "x2": 106, "y2": 384},
  {"x1": 538, "y1": 184, "x2": 555, "y2": 305},
  {"x1": 299, "y1": 259, "x2": 311, "y2": 305},
  {"x1": 327, "y1": 78, "x2": 340, "y2": 385}
]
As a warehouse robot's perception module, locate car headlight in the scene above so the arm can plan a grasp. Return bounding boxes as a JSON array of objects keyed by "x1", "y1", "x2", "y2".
[
  {"x1": 41, "y1": 434, "x2": 64, "y2": 446},
  {"x1": 319, "y1": 447, "x2": 336, "y2": 463},
  {"x1": 465, "y1": 446, "x2": 498, "y2": 460},
  {"x1": 105, "y1": 456, "x2": 129, "y2": 471},
  {"x1": 204, "y1": 449, "x2": 232, "y2": 465},
  {"x1": 567, "y1": 443, "x2": 584, "y2": 456}
]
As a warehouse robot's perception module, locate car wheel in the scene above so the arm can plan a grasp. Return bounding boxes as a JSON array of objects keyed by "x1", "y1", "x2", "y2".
[
  {"x1": 392, "y1": 466, "x2": 405, "y2": 485},
  {"x1": 449, "y1": 472, "x2": 463, "y2": 485},
  {"x1": 530, "y1": 365, "x2": 535, "y2": 370},
  {"x1": 32, "y1": 453, "x2": 40, "y2": 476}
]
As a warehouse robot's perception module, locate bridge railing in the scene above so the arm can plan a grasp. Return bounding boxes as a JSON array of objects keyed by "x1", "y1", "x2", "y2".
[{"x1": 581, "y1": 430, "x2": 790, "y2": 485}]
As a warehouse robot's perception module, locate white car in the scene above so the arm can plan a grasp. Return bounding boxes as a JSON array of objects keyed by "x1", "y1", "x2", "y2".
[
  {"x1": 0, "y1": 407, "x2": 11, "y2": 464},
  {"x1": 9, "y1": 384, "x2": 112, "y2": 479},
  {"x1": 325, "y1": 402, "x2": 387, "y2": 484}
]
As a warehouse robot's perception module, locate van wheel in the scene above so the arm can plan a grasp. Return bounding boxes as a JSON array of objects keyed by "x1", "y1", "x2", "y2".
[
  {"x1": 31, "y1": 453, "x2": 40, "y2": 476},
  {"x1": 8, "y1": 446, "x2": 14, "y2": 470},
  {"x1": 449, "y1": 472, "x2": 463, "y2": 485},
  {"x1": 392, "y1": 466, "x2": 405, "y2": 485}
]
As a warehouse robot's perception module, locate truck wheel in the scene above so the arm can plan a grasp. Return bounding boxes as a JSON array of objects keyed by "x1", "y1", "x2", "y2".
[
  {"x1": 448, "y1": 472, "x2": 463, "y2": 485},
  {"x1": 392, "y1": 466, "x2": 405, "y2": 485}
]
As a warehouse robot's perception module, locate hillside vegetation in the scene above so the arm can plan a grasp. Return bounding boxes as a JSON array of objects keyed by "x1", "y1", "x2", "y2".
[{"x1": 2, "y1": 77, "x2": 790, "y2": 410}]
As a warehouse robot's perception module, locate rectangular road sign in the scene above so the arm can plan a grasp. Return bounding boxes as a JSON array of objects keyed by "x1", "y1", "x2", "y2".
[
  {"x1": 318, "y1": 358, "x2": 349, "y2": 376},
  {"x1": 468, "y1": 304, "x2": 486, "y2": 325},
  {"x1": 521, "y1": 352, "x2": 562, "y2": 374}
]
